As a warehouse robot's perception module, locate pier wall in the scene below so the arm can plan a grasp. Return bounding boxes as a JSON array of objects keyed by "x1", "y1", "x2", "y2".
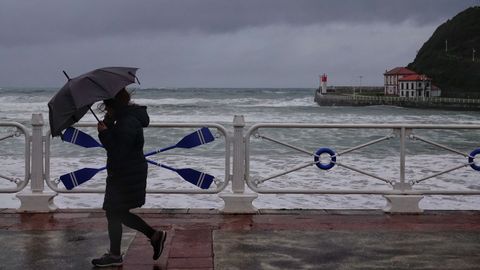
[
  {"x1": 325, "y1": 86, "x2": 384, "y2": 94},
  {"x1": 315, "y1": 91, "x2": 480, "y2": 110}
]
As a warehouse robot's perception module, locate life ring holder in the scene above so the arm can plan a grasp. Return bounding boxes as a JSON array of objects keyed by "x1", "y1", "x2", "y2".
[
  {"x1": 469, "y1": 148, "x2": 480, "y2": 171},
  {"x1": 314, "y1": 148, "x2": 336, "y2": 170}
]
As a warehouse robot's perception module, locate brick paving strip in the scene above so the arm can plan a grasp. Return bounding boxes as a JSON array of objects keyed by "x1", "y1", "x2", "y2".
[{"x1": 1, "y1": 209, "x2": 480, "y2": 269}]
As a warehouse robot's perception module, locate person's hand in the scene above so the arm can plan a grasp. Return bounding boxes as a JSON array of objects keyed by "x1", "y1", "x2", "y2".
[{"x1": 97, "y1": 121, "x2": 108, "y2": 132}]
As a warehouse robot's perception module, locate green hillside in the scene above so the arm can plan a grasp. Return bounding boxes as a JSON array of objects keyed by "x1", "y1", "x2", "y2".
[{"x1": 407, "y1": 6, "x2": 480, "y2": 98}]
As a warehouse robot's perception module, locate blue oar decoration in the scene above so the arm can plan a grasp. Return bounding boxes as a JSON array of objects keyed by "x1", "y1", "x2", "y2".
[
  {"x1": 62, "y1": 127, "x2": 103, "y2": 148},
  {"x1": 61, "y1": 126, "x2": 214, "y2": 152},
  {"x1": 59, "y1": 162, "x2": 214, "y2": 190},
  {"x1": 147, "y1": 160, "x2": 214, "y2": 189},
  {"x1": 145, "y1": 127, "x2": 215, "y2": 157},
  {"x1": 60, "y1": 166, "x2": 106, "y2": 190},
  {"x1": 59, "y1": 127, "x2": 215, "y2": 190}
]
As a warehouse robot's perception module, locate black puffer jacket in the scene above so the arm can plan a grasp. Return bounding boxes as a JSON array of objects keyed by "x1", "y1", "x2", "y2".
[{"x1": 98, "y1": 105, "x2": 150, "y2": 211}]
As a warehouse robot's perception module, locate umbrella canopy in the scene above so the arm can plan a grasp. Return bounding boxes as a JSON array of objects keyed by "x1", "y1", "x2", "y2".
[{"x1": 48, "y1": 67, "x2": 138, "y2": 136}]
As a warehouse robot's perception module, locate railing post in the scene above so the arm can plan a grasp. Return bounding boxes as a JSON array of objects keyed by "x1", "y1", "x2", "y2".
[
  {"x1": 219, "y1": 115, "x2": 258, "y2": 213},
  {"x1": 232, "y1": 115, "x2": 247, "y2": 194},
  {"x1": 383, "y1": 127, "x2": 423, "y2": 213},
  {"x1": 16, "y1": 114, "x2": 57, "y2": 212}
]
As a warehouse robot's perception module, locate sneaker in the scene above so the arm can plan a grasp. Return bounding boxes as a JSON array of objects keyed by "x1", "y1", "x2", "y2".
[
  {"x1": 151, "y1": 230, "x2": 167, "y2": 260},
  {"x1": 91, "y1": 251, "x2": 123, "y2": 267}
]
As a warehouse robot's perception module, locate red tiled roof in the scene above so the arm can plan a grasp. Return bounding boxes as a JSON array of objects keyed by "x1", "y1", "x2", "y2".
[
  {"x1": 398, "y1": 74, "x2": 431, "y2": 81},
  {"x1": 384, "y1": 67, "x2": 417, "y2": 75}
]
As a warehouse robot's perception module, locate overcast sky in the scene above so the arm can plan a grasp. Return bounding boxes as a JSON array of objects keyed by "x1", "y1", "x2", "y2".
[{"x1": 0, "y1": 0, "x2": 476, "y2": 88}]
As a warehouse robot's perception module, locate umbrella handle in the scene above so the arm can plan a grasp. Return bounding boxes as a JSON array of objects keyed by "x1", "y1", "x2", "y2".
[
  {"x1": 89, "y1": 107, "x2": 101, "y2": 122},
  {"x1": 62, "y1": 70, "x2": 71, "y2": 80}
]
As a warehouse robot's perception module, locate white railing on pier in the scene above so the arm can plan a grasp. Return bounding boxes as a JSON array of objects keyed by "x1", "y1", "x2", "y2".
[
  {"x1": 244, "y1": 124, "x2": 480, "y2": 197},
  {"x1": 2, "y1": 114, "x2": 480, "y2": 213},
  {"x1": 0, "y1": 121, "x2": 30, "y2": 193}
]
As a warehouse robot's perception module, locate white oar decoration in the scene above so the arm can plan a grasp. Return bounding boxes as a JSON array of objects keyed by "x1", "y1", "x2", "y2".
[{"x1": 59, "y1": 127, "x2": 215, "y2": 190}]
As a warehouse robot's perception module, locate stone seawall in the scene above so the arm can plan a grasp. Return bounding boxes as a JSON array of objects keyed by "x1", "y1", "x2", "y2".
[
  {"x1": 314, "y1": 92, "x2": 480, "y2": 110},
  {"x1": 324, "y1": 86, "x2": 384, "y2": 94}
]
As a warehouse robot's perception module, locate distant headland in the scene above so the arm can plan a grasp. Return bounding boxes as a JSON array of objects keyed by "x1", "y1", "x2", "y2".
[{"x1": 315, "y1": 6, "x2": 480, "y2": 110}]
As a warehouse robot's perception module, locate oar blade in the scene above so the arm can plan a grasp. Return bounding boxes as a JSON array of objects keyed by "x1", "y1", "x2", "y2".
[
  {"x1": 176, "y1": 127, "x2": 215, "y2": 149},
  {"x1": 176, "y1": 168, "x2": 214, "y2": 189},
  {"x1": 59, "y1": 167, "x2": 102, "y2": 190},
  {"x1": 62, "y1": 127, "x2": 103, "y2": 148}
]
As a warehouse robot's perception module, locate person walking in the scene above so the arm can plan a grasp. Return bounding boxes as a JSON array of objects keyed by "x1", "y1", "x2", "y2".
[{"x1": 91, "y1": 88, "x2": 166, "y2": 267}]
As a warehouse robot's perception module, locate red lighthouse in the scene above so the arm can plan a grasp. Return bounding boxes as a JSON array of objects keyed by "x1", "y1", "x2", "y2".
[{"x1": 319, "y1": 74, "x2": 327, "y2": 94}]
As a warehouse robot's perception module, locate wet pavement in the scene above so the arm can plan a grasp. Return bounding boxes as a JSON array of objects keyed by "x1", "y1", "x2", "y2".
[
  {"x1": 0, "y1": 209, "x2": 479, "y2": 269},
  {"x1": 0, "y1": 230, "x2": 135, "y2": 269}
]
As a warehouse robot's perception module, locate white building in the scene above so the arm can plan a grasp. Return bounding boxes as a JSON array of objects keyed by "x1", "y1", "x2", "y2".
[
  {"x1": 384, "y1": 67, "x2": 441, "y2": 98},
  {"x1": 384, "y1": 67, "x2": 417, "y2": 96},
  {"x1": 398, "y1": 74, "x2": 431, "y2": 98}
]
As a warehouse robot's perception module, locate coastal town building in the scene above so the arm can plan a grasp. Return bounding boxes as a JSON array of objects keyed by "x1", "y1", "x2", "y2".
[
  {"x1": 399, "y1": 74, "x2": 430, "y2": 98},
  {"x1": 430, "y1": 85, "x2": 442, "y2": 97},
  {"x1": 384, "y1": 67, "x2": 416, "y2": 96},
  {"x1": 384, "y1": 67, "x2": 441, "y2": 98}
]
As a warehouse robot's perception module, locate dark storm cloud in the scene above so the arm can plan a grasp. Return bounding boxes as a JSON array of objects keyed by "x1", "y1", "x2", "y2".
[
  {"x1": 0, "y1": 0, "x2": 472, "y2": 47},
  {"x1": 0, "y1": 0, "x2": 475, "y2": 87}
]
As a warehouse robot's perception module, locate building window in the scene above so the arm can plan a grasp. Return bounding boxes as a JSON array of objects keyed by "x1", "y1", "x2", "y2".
[
  {"x1": 401, "y1": 91, "x2": 404, "y2": 97},
  {"x1": 411, "y1": 82, "x2": 414, "y2": 89},
  {"x1": 411, "y1": 91, "x2": 414, "y2": 97},
  {"x1": 406, "y1": 91, "x2": 409, "y2": 97}
]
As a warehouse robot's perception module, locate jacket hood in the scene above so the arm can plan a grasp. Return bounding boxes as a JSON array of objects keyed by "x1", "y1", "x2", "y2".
[{"x1": 118, "y1": 105, "x2": 149, "y2": 127}]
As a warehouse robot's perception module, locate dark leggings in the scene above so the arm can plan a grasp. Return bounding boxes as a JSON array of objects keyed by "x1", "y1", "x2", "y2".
[{"x1": 106, "y1": 209, "x2": 155, "y2": 255}]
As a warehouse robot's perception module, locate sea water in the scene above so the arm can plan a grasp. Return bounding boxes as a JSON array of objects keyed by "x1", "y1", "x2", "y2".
[{"x1": 1, "y1": 87, "x2": 479, "y2": 210}]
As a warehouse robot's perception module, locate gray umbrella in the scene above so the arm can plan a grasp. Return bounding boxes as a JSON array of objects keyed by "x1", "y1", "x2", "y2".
[{"x1": 48, "y1": 67, "x2": 139, "y2": 137}]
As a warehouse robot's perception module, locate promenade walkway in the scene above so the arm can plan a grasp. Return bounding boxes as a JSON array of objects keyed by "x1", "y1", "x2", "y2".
[{"x1": 1, "y1": 209, "x2": 480, "y2": 270}]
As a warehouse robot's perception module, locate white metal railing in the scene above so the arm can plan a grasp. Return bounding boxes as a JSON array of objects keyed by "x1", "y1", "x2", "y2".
[
  {"x1": 2, "y1": 114, "x2": 480, "y2": 212},
  {"x1": 45, "y1": 123, "x2": 230, "y2": 194},
  {"x1": 244, "y1": 123, "x2": 480, "y2": 196},
  {"x1": 0, "y1": 122, "x2": 30, "y2": 193}
]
